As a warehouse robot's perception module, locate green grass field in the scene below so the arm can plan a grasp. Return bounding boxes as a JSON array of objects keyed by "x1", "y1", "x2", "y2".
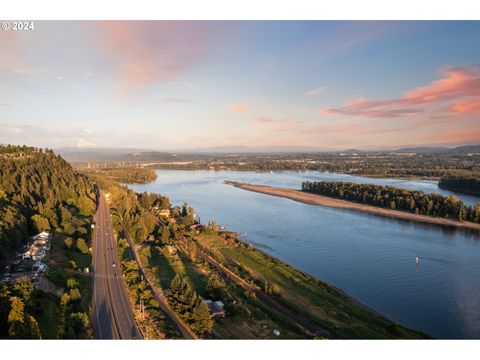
[
  {"x1": 138, "y1": 246, "x2": 207, "y2": 294},
  {"x1": 138, "y1": 244, "x2": 310, "y2": 339},
  {"x1": 196, "y1": 233, "x2": 429, "y2": 339}
]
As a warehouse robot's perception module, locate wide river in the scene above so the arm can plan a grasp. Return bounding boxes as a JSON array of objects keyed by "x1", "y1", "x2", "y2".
[{"x1": 129, "y1": 170, "x2": 480, "y2": 339}]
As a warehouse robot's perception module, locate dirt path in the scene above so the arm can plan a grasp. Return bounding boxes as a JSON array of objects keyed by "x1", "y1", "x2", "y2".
[{"x1": 225, "y1": 181, "x2": 480, "y2": 231}]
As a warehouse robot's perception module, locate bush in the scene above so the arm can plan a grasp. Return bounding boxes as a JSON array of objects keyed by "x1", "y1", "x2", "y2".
[
  {"x1": 69, "y1": 288, "x2": 81, "y2": 302},
  {"x1": 64, "y1": 237, "x2": 73, "y2": 249},
  {"x1": 66, "y1": 278, "x2": 79, "y2": 289},
  {"x1": 244, "y1": 290, "x2": 256, "y2": 299},
  {"x1": 266, "y1": 283, "x2": 281, "y2": 297},
  {"x1": 76, "y1": 238, "x2": 88, "y2": 254}
]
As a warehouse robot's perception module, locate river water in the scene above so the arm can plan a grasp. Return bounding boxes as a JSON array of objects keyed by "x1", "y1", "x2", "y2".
[{"x1": 129, "y1": 170, "x2": 480, "y2": 339}]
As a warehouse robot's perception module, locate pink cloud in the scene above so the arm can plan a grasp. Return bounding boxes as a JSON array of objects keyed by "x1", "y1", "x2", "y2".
[
  {"x1": 251, "y1": 117, "x2": 303, "y2": 131},
  {"x1": 321, "y1": 64, "x2": 480, "y2": 118},
  {"x1": 94, "y1": 21, "x2": 217, "y2": 93},
  {"x1": 227, "y1": 103, "x2": 249, "y2": 113},
  {"x1": 448, "y1": 99, "x2": 480, "y2": 114}
]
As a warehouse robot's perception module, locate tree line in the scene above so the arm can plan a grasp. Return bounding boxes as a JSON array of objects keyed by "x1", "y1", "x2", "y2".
[
  {"x1": 79, "y1": 166, "x2": 157, "y2": 184},
  {"x1": 302, "y1": 181, "x2": 480, "y2": 223},
  {"x1": 439, "y1": 174, "x2": 480, "y2": 196}
]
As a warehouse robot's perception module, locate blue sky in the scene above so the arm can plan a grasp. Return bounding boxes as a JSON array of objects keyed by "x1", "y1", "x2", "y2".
[{"x1": 1, "y1": 21, "x2": 479, "y2": 150}]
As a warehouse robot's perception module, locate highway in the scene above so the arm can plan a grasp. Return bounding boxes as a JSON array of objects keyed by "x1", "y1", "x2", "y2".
[{"x1": 92, "y1": 192, "x2": 142, "y2": 340}]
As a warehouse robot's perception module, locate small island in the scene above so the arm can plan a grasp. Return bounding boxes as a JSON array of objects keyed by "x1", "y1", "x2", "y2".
[{"x1": 226, "y1": 181, "x2": 480, "y2": 231}]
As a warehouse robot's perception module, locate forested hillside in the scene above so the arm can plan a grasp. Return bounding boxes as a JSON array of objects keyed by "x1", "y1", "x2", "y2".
[
  {"x1": 0, "y1": 145, "x2": 97, "y2": 339},
  {"x1": 0, "y1": 145, "x2": 96, "y2": 262}
]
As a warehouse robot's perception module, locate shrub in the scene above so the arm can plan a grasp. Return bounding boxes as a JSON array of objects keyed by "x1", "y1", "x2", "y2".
[
  {"x1": 66, "y1": 278, "x2": 79, "y2": 289},
  {"x1": 76, "y1": 238, "x2": 88, "y2": 254},
  {"x1": 64, "y1": 237, "x2": 73, "y2": 249}
]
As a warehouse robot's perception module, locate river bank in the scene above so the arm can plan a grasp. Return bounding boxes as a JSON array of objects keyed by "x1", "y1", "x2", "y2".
[{"x1": 225, "y1": 181, "x2": 480, "y2": 231}]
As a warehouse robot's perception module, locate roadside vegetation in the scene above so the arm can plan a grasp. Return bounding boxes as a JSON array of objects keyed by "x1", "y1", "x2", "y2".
[{"x1": 116, "y1": 239, "x2": 180, "y2": 339}]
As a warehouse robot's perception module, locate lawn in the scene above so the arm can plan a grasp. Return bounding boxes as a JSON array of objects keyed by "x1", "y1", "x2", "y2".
[{"x1": 138, "y1": 246, "x2": 207, "y2": 295}]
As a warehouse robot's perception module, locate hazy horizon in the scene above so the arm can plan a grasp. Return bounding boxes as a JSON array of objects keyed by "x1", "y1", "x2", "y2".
[{"x1": 1, "y1": 21, "x2": 480, "y2": 150}]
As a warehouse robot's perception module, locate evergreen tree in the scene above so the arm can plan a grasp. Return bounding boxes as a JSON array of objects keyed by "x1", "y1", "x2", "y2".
[
  {"x1": 7, "y1": 296, "x2": 26, "y2": 338},
  {"x1": 190, "y1": 298, "x2": 213, "y2": 336}
]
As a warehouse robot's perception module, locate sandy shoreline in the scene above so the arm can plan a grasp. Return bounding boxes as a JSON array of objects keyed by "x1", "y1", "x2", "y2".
[{"x1": 225, "y1": 181, "x2": 480, "y2": 231}]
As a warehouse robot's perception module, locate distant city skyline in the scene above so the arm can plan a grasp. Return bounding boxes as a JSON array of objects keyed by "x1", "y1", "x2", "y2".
[{"x1": 1, "y1": 21, "x2": 479, "y2": 150}]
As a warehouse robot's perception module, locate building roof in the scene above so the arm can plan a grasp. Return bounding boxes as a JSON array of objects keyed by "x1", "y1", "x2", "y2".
[{"x1": 204, "y1": 299, "x2": 226, "y2": 316}]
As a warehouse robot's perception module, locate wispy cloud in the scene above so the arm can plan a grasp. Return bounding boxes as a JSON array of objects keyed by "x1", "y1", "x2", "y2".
[
  {"x1": 446, "y1": 98, "x2": 480, "y2": 114},
  {"x1": 95, "y1": 21, "x2": 218, "y2": 94},
  {"x1": 305, "y1": 86, "x2": 326, "y2": 97},
  {"x1": 12, "y1": 67, "x2": 46, "y2": 76},
  {"x1": 0, "y1": 101, "x2": 13, "y2": 107},
  {"x1": 160, "y1": 98, "x2": 194, "y2": 104},
  {"x1": 227, "y1": 103, "x2": 249, "y2": 113},
  {"x1": 321, "y1": 64, "x2": 480, "y2": 118},
  {"x1": 0, "y1": 121, "x2": 101, "y2": 148},
  {"x1": 251, "y1": 117, "x2": 303, "y2": 131}
]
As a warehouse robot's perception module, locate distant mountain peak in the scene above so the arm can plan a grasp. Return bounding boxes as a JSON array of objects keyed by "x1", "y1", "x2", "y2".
[{"x1": 76, "y1": 138, "x2": 98, "y2": 149}]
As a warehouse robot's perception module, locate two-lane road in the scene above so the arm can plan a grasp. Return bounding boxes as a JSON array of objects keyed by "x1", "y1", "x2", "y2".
[{"x1": 92, "y1": 192, "x2": 142, "y2": 339}]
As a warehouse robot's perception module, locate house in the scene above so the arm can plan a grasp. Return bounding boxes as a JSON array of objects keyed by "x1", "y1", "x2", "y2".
[
  {"x1": 33, "y1": 231, "x2": 50, "y2": 241},
  {"x1": 31, "y1": 248, "x2": 46, "y2": 261},
  {"x1": 158, "y1": 209, "x2": 170, "y2": 217},
  {"x1": 204, "y1": 299, "x2": 226, "y2": 318},
  {"x1": 33, "y1": 239, "x2": 50, "y2": 251}
]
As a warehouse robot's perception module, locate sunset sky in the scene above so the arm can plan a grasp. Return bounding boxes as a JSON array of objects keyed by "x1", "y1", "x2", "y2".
[{"x1": 1, "y1": 21, "x2": 479, "y2": 150}]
